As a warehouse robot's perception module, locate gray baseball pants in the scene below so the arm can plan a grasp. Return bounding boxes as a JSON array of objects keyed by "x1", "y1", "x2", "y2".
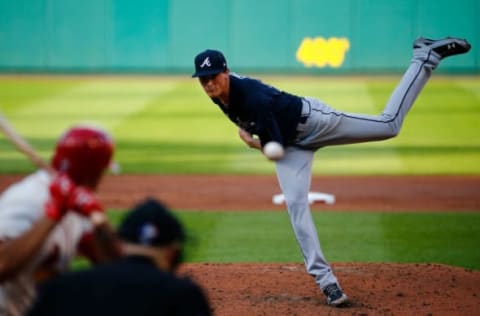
[{"x1": 275, "y1": 49, "x2": 440, "y2": 290}]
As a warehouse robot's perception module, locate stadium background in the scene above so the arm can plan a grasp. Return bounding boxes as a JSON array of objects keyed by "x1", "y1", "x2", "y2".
[{"x1": 1, "y1": 0, "x2": 479, "y2": 74}]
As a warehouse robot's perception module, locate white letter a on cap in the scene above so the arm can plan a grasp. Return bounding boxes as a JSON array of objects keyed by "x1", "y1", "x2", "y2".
[{"x1": 200, "y1": 57, "x2": 211, "y2": 68}]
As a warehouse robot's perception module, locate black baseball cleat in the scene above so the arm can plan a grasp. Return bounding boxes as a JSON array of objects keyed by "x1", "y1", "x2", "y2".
[
  {"x1": 323, "y1": 283, "x2": 348, "y2": 307},
  {"x1": 413, "y1": 37, "x2": 471, "y2": 59}
]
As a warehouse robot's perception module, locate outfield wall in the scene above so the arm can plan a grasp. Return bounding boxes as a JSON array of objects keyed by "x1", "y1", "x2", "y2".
[{"x1": 0, "y1": 0, "x2": 478, "y2": 73}]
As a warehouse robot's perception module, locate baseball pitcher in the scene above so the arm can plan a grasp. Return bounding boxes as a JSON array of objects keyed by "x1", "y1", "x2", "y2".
[{"x1": 191, "y1": 37, "x2": 471, "y2": 306}]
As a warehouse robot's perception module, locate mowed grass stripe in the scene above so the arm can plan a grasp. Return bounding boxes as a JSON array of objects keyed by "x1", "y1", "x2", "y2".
[
  {"x1": 104, "y1": 210, "x2": 480, "y2": 270},
  {"x1": 112, "y1": 80, "x2": 236, "y2": 143},
  {"x1": 12, "y1": 80, "x2": 175, "y2": 136},
  {"x1": 1, "y1": 76, "x2": 479, "y2": 174}
]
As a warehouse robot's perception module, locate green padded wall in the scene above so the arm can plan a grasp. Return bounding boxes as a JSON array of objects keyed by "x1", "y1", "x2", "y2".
[{"x1": 0, "y1": 0, "x2": 478, "y2": 73}]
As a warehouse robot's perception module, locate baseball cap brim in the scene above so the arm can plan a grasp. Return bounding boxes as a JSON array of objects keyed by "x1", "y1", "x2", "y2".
[{"x1": 191, "y1": 68, "x2": 224, "y2": 78}]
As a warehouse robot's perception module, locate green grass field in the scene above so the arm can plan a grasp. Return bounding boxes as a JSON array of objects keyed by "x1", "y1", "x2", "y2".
[
  {"x1": 105, "y1": 210, "x2": 480, "y2": 270},
  {"x1": 1, "y1": 75, "x2": 479, "y2": 174},
  {"x1": 1, "y1": 75, "x2": 479, "y2": 270}
]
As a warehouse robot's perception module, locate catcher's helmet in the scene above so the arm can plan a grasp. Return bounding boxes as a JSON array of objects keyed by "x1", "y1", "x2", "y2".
[{"x1": 52, "y1": 125, "x2": 114, "y2": 189}]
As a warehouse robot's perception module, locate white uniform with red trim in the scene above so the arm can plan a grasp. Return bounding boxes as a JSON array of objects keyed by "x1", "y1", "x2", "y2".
[{"x1": 0, "y1": 170, "x2": 92, "y2": 316}]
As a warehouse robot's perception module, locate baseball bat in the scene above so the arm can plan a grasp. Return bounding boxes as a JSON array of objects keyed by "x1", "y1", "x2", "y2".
[
  {"x1": 0, "y1": 113, "x2": 53, "y2": 172},
  {"x1": 0, "y1": 113, "x2": 121, "y2": 258}
]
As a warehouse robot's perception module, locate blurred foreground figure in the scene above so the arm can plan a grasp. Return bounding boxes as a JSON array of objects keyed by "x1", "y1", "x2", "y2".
[
  {"x1": 0, "y1": 125, "x2": 118, "y2": 316},
  {"x1": 27, "y1": 198, "x2": 212, "y2": 316}
]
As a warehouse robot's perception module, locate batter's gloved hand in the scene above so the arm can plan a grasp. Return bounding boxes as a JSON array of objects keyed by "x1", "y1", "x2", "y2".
[
  {"x1": 44, "y1": 173, "x2": 75, "y2": 221},
  {"x1": 67, "y1": 186, "x2": 104, "y2": 217}
]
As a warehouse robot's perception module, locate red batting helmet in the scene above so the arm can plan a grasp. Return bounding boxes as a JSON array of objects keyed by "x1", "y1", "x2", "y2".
[{"x1": 52, "y1": 125, "x2": 114, "y2": 189}]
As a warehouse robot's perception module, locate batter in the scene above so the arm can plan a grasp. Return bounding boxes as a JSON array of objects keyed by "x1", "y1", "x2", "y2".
[
  {"x1": 0, "y1": 125, "x2": 116, "y2": 315},
  {"x1": 191, "y1": 36, "x2": 471, "y2": 306}
]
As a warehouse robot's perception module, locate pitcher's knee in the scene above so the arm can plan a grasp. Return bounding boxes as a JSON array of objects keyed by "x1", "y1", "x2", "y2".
[
  {"x1": 380, "y1": 121, "x2": 401, "y2": 139},
  {"x1": 370, "y1": 128, "x2": 398, "y2": 142},
  {"x1": 384, "y1": 127, "x2": 399, "y2": 139}
]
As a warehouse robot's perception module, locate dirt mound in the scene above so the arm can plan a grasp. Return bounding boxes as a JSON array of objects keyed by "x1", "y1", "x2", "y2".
[
  {"x1": 1, "y1": 174, "x2": 479, "y2": 211},
  {"x1": 180, "y1": 263, "x2": 480, "y2": 316},
  {"x1": 95, "y1": 174, "x2": 479, "y2": 211}
]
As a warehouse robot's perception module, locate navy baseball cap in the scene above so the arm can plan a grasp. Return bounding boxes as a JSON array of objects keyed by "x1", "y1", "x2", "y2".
[
  {"x1": 118, "y1": 198, "x2": 185, "y2": 247},
  {"x1": 192, "y1": 49, "x2": 227, "y2": 78}
]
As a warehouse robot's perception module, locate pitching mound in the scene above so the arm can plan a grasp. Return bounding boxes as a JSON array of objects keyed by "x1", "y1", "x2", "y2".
[{"x1": 180, "y1": 263, "x2": 480, "y2": 315}]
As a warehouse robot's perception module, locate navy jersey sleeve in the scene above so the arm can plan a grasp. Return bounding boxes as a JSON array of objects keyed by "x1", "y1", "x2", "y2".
[
  {"x1": 240, "y1": 79, "x2": 287, "y2": 146},
  {"x1": 217, "y1": 74, "x2": 303, "y2": 147},
  {"x1": 254, "y1": 107, "x2": 284, "y2": 147},
  {"x1": 245, "y1": 79, "x2": 301, "y2": 147}
]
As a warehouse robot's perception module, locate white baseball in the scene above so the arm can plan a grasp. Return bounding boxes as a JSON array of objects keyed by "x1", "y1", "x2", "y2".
[{"x1": 263, "y1": 141, "x2": 284, "y2": 161}]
